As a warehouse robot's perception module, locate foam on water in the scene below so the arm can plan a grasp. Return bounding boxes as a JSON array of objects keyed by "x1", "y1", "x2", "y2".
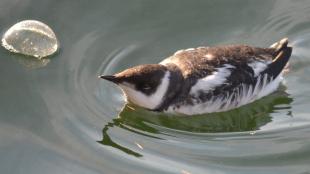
[{"x1": 2, "y1": 20, "x2": 58, "y2": 58}]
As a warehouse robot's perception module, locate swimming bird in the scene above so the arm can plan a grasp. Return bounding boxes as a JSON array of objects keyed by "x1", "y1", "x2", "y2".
[{"x1": 99, "y1": 38, "x2": 292, "y2": 115}]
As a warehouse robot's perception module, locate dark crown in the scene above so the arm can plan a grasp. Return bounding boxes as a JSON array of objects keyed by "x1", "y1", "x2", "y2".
[{"x1": 99, "y1": 64, "x2": 167, "y2": 95}]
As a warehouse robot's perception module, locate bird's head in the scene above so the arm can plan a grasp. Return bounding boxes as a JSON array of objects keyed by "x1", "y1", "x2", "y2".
[{"x1": 99, "y1": 64, "x2": 170, "y2": 110}]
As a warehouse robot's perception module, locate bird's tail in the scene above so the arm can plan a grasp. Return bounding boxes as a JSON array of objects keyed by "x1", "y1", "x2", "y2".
[{"x1": 262, "y1": 38, "x2": 292, "y2": 78}]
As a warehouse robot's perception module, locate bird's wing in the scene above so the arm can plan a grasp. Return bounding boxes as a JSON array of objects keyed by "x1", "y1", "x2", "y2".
[{"x1": 161, "y1": 38, "x2": 292, "y2": 98}]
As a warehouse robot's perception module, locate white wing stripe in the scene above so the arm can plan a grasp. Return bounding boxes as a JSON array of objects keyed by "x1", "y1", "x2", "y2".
[{"x1": 190, "y1": 64, "x2": 235, "y2": 95}]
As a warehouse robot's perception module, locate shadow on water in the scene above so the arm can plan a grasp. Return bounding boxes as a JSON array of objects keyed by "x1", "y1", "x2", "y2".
[{"x1": 98, "y1": 87, "x2": 293, "y2": 156}]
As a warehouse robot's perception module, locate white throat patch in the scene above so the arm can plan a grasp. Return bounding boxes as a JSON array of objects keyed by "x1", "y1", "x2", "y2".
[{"x1": 119, "y1": 71, "x2": 170, "y2": 110}]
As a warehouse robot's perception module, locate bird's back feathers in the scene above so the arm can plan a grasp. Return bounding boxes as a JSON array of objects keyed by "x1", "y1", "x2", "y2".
[{"x1": 158, "y1": 38, "x2": 292, "y2": 114}]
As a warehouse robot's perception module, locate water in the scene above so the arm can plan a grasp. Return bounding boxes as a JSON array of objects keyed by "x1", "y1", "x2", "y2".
[{"x1": 1, "y1": 0, "x2": 310, "y2": 173}]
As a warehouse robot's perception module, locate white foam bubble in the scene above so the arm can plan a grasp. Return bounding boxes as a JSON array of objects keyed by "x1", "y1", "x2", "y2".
[{"x1": 2, "y1": 20, "x2": 58, "y2": 58}]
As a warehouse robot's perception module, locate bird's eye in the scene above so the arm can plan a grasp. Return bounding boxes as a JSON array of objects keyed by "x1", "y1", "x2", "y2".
[{"x1": 142, "y1": 84, "x2": 151, "y2": 90}]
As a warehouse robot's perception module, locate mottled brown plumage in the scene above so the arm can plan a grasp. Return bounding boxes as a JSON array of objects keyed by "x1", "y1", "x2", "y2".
[{"x1": 162, "y1": 45, "x2": 276, "y2": 79}]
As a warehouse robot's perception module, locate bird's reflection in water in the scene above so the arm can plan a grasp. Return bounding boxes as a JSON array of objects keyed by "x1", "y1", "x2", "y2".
[
  {"x1": 98, "y1": 87, "x2": 293, "y2": 156},
  {"x1": 97, "y1": 120, "x2": 142, "y2": 157}
]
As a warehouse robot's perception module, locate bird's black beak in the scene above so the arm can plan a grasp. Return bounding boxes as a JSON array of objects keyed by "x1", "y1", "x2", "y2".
[{"x1": 98, "y1": 75, "x2": 121, "y2": 84}]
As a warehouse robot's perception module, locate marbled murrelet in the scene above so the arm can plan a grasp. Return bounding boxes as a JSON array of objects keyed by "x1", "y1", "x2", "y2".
[{"x1": 99, "y1": 38, "x2": 292, "y2": 115}]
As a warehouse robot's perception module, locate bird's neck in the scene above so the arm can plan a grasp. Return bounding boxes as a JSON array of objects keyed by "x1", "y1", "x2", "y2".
[{"x1": 154, "y1": 63, "x2": 184, "y2": 111}]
